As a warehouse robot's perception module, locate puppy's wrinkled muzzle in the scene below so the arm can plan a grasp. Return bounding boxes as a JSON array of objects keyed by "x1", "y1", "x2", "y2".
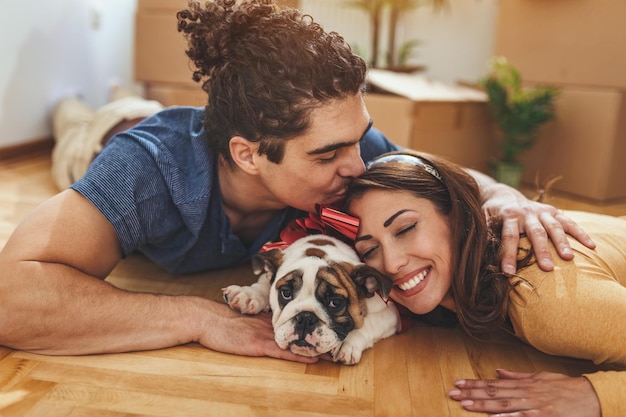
[{"x1": 293, "y1": 339, "x2": 313, "y2": 348}]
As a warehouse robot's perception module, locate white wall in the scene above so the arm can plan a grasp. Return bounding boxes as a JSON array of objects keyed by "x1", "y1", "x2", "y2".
[
  {"x1": 301, "y1": 0, "x2": 498, "y2": 84},
  {"x1": 0, "y1": 0, "x2": 497, "y2": 148},
  {"x1": 0, "y1": 0, "x2": 139, "y2": 148}
]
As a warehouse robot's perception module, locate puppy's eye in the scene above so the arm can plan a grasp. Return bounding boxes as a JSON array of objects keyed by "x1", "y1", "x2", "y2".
[
  {"x1": 279, "y1": 286, "x2": 293, "y2": 301},
  {"x1": 328, "y1": 296, "x2": 346, "y2": 310}
]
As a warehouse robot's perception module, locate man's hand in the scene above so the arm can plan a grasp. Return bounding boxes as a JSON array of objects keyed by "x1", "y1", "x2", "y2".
[
  {"x1": 480, "y1": 182, "x2": 595, "y2": 274},
  {"x1": 195, "y1": 303, "x2": 319, "y2": 364},
  {"x1": 448, "y1": 369, "x2": 601, "y2": 417}
]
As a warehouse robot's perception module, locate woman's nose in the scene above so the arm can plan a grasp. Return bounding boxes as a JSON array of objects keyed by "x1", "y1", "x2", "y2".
[{"x1": 382, "y1": 247, "x2": 407, "y2": 276}]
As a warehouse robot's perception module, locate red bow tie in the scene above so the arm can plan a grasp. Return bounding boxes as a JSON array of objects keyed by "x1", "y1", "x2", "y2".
[{"x1": 261, "y1": 205, "x2": 360, "y2": 252}]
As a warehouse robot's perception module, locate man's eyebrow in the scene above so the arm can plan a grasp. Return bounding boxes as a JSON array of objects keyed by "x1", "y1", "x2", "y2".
[
  {"x1": 307, "y1": 118, "x2": 374, "y2": 156},
  {"x1": 384, "y1": 209, "x2": 409, "y2": 228}
]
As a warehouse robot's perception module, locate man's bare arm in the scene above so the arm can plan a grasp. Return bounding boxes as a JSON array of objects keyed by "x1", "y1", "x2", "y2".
[
  {"x1": 0, "y1": 190, "x2": 316, "y2": 363},
  {"x1": 465, "y1": 168, "x2": 595, "y2": 274}
]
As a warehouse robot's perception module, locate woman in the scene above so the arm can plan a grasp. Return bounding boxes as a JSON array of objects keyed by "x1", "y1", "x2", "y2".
[{"x1": 345, "y1": 151, "x2": 626, "y2": 417}]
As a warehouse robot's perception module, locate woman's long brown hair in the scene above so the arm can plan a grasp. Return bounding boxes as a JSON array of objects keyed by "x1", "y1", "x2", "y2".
[{"x1": 345, "y1": 151, "x2": 533, "y2": 337}]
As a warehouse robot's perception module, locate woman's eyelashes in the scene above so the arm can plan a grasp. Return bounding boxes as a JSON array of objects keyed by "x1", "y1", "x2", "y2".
[
  {"x1": 355, "y1": 237, "x2": 378, "y2": 260},
  {"x1": 357, "y1": 222, "x2": 418, "y2": 260},
  {"x1": 396, "y1": 222, "x2": 417, "y2": 237},
  {"x1": 358, "y1": 245, "x2": 378, "y2": 260}
]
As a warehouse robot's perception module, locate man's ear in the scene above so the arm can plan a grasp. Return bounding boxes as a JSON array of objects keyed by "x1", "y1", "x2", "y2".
[{"x1": 229, "y1": 136, "x2": 260, "y2": 175}]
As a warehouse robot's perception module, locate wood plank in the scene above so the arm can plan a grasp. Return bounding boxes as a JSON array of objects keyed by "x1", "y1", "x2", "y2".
[
  {"x1": 0, "y1": 378, "x2": 56, "y2": 417},
  {"x1": 432, "y1": 327, "x2": 481, "y2": 417},
  {"x1": 0, "y1": 355, "x2": 40, "y2": 392},
  {"x1": 405, "y1": 326, "x2": 458, "y2": 417}
]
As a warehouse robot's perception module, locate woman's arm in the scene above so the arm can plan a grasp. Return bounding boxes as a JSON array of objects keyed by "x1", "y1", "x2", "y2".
[{"x1": 449, "y1": 224, "x2": 626, "y2": 417}]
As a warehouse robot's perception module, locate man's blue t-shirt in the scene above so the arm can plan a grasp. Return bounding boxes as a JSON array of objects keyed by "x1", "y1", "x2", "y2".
[{"x1": 72, "y1": 106, "x2": 399, "y2": 274}]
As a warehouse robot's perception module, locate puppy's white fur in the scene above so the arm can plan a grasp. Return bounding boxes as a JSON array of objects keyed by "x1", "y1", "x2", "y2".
[{"x1": 223, "y1": 235, "x2": 400, "y2": 364}]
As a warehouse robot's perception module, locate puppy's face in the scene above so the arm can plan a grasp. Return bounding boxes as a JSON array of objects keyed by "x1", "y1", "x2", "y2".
[{"x1": 253, "y1": 236, "x2": 391, "y2": 357}]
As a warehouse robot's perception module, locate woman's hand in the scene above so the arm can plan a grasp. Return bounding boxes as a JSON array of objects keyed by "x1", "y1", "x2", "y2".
[
  {"x1": 480, "y1": 182, "x2": 595, "y2": 274},
  {"x1": 448, "y1": 369, "x2": 601, "y2": 417}
]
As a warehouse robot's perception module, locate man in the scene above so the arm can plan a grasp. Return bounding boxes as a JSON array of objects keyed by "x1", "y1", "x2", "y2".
[{"x1": 0, "y1": 0, "x2": 593, "y2": 360}]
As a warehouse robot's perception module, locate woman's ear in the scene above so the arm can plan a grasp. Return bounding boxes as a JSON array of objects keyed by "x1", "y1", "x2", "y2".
[{"x1": 229, "y1": 136, "x2": 260, "y2": 174}]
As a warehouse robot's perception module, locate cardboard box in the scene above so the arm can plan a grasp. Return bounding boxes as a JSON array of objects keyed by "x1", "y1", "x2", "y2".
[
  {"x1": 135, "y1": 0, "x2": 300, "y2": 86},
  {"x1": 519, "y1": 87, "x2": 626, "y2": 202},
  {"x1": 134, "y1": 0, "x2": 197, "y2": 86},
  {"x1": 145, "y1": 84, "x2": 206, "y2": 107},
  {"x1": 494, "y1": 0, "x2": 626, "y2": 89},
  {"x1": 365, "y1": 70, "x2": 495, "y2": 173},
  {"x1": 408, "y1": 101, "x2": 494, "y2": 174},
  {"x1": 365, "y1": 93, "x2": 494, "y2": 173},
  {"x1": 364, "y1": 93, "x2": 414, "y2": 149}
]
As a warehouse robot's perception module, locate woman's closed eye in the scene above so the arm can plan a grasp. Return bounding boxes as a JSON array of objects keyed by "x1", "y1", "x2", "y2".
[
  {"x1": 357, "y1": 222, "x2": 418, "y2": 260},
  {"x1": 357, "y1": 244, "x2": 378, "y2": 261},
  {"x1": 396, "y1": 222, "x2": 417, "y2": 237}
]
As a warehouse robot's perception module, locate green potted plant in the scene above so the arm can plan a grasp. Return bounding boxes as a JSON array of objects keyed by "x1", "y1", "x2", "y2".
[{"x1": 480, "y1": 57, "x2": 559, "y2": 188}]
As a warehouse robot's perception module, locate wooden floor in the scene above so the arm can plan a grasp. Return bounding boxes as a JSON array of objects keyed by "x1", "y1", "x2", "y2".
[{"x1": 1, "y1": 154, "x2": 625, "y2": 417}]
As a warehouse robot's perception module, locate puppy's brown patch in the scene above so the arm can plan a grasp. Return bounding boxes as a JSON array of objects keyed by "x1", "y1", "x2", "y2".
[
  {"x1": 308, "y1": 238, "x2": 337, "y2": 247},
  {"x1": 274, "y1": 270, "x2": 304, "y2": 309},
  {"x1": 305, "y1": 248, "x2": 327, "y2": 259},
  {"x1": 315, "y1": 264, "x2": 365, "y2": 329}
]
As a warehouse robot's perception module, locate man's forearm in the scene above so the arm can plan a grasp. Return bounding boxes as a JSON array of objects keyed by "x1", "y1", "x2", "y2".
[
  {"x1": 465, "y1": 168, "x2": 497, "y2": 194},
  {"x1": 0, "y1": 260, "x2": 208, "y2": 355},
  {"x1": 464, "y1": 167, "x2": 524, "y2": 206}
]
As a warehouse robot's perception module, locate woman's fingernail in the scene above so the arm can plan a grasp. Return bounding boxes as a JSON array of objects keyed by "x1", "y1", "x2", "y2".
[
  {"x1": 449, "y1": 389, "x2": 461, "y2": 396},
  {"x1": 461, "y1": 400, "x2": 474, "y2": 407},
  {"x1": 539, "y1": 258, "x2": 554, "y2": 270},
  {"x1": 455, "y1": 380, "x2": 466, "y2": 387}
]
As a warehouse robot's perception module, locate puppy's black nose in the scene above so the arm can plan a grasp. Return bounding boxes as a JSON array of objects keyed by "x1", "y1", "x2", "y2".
[{"x1": 294, "y1": 311, "x2": 319, "y2": 337}]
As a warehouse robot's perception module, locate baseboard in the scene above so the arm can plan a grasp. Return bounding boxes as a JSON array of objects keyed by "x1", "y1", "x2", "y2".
[{"x1": 0, "y1": 137, "x2": 54, "y2": 162}]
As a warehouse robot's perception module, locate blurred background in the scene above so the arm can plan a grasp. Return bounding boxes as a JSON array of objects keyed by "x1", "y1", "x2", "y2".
[
  {"x1": 0, "y1": 0, "x2": 497, "y2": 148},
  {"x1": 1, "y1": 0, "x2": 625, "y2": 201}
]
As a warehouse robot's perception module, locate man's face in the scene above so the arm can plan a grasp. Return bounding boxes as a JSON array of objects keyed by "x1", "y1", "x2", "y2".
[{"x1": 256, "y1": 94, "x2": 372, "y2": 213}]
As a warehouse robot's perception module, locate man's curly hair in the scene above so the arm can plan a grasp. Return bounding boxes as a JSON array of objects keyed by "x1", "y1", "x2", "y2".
[{"x1": 177, "y1": 0, "x2": 367, "y2": 164}]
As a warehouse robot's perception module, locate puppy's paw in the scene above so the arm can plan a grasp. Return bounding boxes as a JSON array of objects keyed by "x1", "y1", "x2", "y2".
[
  {"x1": 222, "y1": 285, "x2": 269, "y2": 315},
  {"x1": 332, "y1": 340, "x2": 364, "y2": 365}
]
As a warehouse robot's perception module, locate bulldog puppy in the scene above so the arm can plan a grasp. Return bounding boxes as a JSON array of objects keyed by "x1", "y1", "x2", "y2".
[{"x1": 223, "y1": 235, "x2": 400, "y2": 364}]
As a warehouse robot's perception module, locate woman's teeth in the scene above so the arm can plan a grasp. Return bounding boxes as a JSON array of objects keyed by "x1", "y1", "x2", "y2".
[{"x1": 398, "y1": 268, "x2": 430, "y2": 291}]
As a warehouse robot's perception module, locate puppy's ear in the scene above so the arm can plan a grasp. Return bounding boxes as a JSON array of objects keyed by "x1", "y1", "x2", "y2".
[
  {"x1": 351, "y1": 264, "x2": 393, "y2": 300},
  {"x1": 252, "y1": 249, "x2": 283, "y2": 283}
]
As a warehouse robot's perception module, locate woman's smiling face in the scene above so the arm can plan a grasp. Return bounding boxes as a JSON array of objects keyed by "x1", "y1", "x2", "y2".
[{"x1": 349, "y1": 189, "x2": 455, "y2": 314}]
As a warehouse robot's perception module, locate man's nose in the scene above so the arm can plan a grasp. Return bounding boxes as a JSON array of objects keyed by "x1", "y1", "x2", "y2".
[{"x1": 338, "y1": 148, "x2": 365, "y2": 178}]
